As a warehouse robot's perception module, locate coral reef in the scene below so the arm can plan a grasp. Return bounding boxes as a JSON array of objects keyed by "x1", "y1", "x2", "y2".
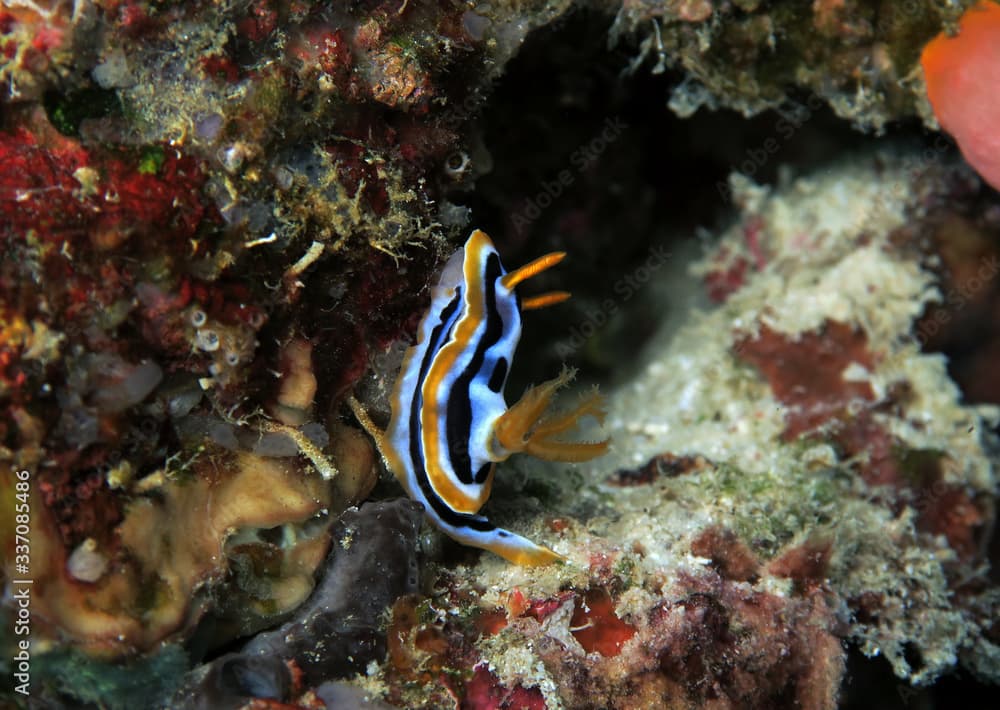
[
  {"x1": 342, "y1": 151, "x2": 998, "y2": 707},
  {"x1": 172, "y1": 498, "x2": 423, "y2": 709},
  {"x1": 1, "y1": 0, "x2": 998, "y2": 708},
  {"x1": 240, "y1": 498, "x2": 423, "y2": 682},
  {"x1": 1, "y1": 0, "x2": 558, "y2": 702},
  {"x1": 610, "y1": 0, "x2": 978, "y2": 131},
  {"x1": 29, "y1": 449, "x2": 335, "y2": 653}
]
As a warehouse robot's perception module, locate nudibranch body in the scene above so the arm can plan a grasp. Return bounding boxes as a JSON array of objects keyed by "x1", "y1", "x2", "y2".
[{"x1": 351, "y1": 230, "x2": 608, "y2": 565}]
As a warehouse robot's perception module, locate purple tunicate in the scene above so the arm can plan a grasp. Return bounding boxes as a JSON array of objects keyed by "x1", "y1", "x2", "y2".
[
  {"x1": 248, "y1": 432, "x2": 298, "y2": 457},
  {"x1": 174, "y1": 653, "x2": 291, "y2": 709},
  {"x1": 135, "y1": 281, "x2": 166, "y2": 307},
  {"x1": 195, "y1": 113, "x2": 225, "y2": 142},
  {"x1": 272, "y1": 165, "x2": 294, "y2": 190},
  {"x1": 92, "y1": 360, "x2": 164, "y2": 413},
  {"x1": 92, "y1": 49, "x2": 135, "y2": 89},
  {"x1": 57, "y1": 398, "x2": 100, "y2": 449},
  {"x1": 462, "y1": 11, "x2": 491, "y2": 40},
  {"x1": 300, "y1": 422, "x2": 329, "y2": 448},
  {"x1": 167, "y1": 384, "x2": 203, "y2": 419},
  {"x1": 207, "y1": 420, "x2": 241, "y2": 451},
  {"x1": 315, "y1": 682, "x2": 397, "y2": 709},
  {"x1": 244, "y1": 202, "x2": 272, "y2": 232}
]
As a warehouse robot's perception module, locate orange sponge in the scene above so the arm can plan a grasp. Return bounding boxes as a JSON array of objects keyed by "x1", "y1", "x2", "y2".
[{"x1": 921, "y1": 1, "x2": 1000, "y2": 191}]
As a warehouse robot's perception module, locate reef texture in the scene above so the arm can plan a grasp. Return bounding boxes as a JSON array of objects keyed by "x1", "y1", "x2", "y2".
[
  {"x1": 172, "y1": 498, "x2": 423, "y2": 710},
  {"x1": 87, "y1": 143, "x2": 989, "y2": 709},
  {"x1": 1, "y1": 0, "x2": 999, "y2": 708},
  {"x1": 611, "y1": 0, "x2": 977, "y2": 131},
  {"x1": 0, "y1": 0, "x2": 572, "y2": 703},
  {"x1": 346, "y1": 151, "x2": 998, "y2": 708}
]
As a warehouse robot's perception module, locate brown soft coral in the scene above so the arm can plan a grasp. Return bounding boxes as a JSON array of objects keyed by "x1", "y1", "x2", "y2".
[{"x1": 16, "y1": 450, "x2": 337, "y2": 656}]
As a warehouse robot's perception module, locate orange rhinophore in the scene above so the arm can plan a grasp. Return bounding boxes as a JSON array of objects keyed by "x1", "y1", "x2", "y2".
[{"x1": 921, "y1": 1, "x2": 1000, "y2": 191}]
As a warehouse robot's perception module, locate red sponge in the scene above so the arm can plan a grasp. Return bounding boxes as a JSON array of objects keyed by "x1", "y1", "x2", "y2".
[{"x1": 921, "y1": 1, "x2": 1000, "y2": 191}]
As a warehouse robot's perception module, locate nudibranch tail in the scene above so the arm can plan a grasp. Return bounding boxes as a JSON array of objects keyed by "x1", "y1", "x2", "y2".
[
  {"x1": 492, "y1": 367, "x2": 609, "y2": 463},
  {"x1": 448, "y1": 522, "x2": 566, "y2": 566}
]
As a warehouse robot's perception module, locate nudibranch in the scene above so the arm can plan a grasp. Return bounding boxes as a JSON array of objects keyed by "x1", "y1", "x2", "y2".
[{"x1": 350, "y1": 229, "x2": 608, "y2": 565}]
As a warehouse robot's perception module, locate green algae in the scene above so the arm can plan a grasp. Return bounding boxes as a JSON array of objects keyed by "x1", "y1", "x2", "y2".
[
  {"x1": 44, "y1": 88, "x2": 122, "y2": 137},
  {"x1": 683, "y1": 459, "x2": 848, "y2": 556},
  {"x1": 138, "y1": 145, "x2": 167, "y2": 175},
  {"x1": 32, "y1": 645, "x2": 188, "y2": 710}
]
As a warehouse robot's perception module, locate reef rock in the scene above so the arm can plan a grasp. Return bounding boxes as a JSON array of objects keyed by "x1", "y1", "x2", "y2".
[
  {"x1": 242, "y1": 498, "x2": 424, "y2": 681},
  {"x1": 346, "y1": 150, "x2": 998, "y2": 708},
  {"x1": 173, "y1": 498, "x2": 423, "y2": 709}
]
